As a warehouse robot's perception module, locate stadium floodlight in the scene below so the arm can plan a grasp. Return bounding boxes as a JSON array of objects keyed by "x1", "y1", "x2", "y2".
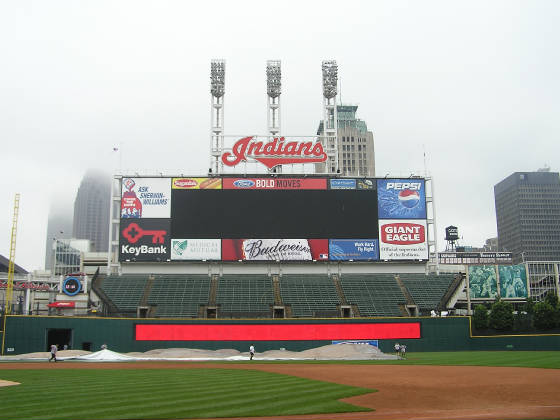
[
  {"x1": 266, "y1": 60, "x2": 281, "y2": 98},
  {"x1": 322, "y1": 60, "x2": 338, "y2": 99},
  {"x1": 210, "y1": 59, "x2": 225, "y2": 98}
]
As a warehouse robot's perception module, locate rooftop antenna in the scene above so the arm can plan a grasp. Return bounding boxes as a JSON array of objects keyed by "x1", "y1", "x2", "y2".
[{"x1": 423, "y1": 144, "x2": 427, "y2": 176}]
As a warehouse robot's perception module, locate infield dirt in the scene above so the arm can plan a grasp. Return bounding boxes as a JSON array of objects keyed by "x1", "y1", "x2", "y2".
[{"x1": 1, "y1": 362, "x2": 559, "y2": 420}]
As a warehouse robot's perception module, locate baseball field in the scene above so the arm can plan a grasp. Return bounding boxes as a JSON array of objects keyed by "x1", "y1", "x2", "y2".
[{"x1": 1, "y1": 351, "x2": 559, "y2": 420}]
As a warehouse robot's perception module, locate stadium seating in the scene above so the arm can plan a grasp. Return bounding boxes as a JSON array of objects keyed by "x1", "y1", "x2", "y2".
[
  {"x1": 339, "y1": 274, "x2": 405, "y2": 316},
  {"x1": 216, "y1": 274, "x2": 273, "y2": 317},
  {"x1": 101, "y1": 275, "x2": 149, "y2": 313},
  {"x1": 399, "y1": 273, "x2": 455, "y2": 314},
  {"x1": 148, "y1": 274, "x2": 211, "y2": 317},
  {"x1": 279, "y1": 275, "x2": 340, "y2": 317}
]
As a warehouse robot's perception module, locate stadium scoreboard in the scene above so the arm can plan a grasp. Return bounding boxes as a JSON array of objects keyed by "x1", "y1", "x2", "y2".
[{"x1": 118, "y1": 176, "x2": 429, "y2": 263}]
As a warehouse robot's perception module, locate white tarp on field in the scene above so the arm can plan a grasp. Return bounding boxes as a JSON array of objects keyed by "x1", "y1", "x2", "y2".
[{"x1": 0, "y1": 344, "x2": 401, "y2": 362}]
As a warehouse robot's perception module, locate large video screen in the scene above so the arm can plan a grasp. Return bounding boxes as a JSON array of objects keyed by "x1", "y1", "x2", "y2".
[
  {"x1": 170, "y1": 189, "x2": 378, "y2": 238},
  {"x1": 118, "y1": 176, "x2": 428, "y2": 262}
]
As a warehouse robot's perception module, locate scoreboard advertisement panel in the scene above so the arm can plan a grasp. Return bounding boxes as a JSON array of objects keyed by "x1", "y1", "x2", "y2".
[{"x1": 118, "y1": 176, "x2": 428, "y2": 262}]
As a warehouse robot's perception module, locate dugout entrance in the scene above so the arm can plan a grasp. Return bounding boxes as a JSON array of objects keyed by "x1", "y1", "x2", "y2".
[{"x1": 46, "y1": 328, "x2": 72, "y2": 351}]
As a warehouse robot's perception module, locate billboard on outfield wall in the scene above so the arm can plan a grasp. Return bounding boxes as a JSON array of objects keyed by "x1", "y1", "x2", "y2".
[
  {"x1": 329, "y1": 239, "x2": 379, "y2": 261},
  {"x1": 377, "y1": 179, "x2": 426, "y2": 219},
  {"x1": 379, "y1": 220, "x2": 428, "y2": 260},
  {"x1": 121, "y1": 177, "x2": 171, "y2": 218},
  {"x1": 499, "y1": 264, "x2": 529, "y2": 298},
  {"x1": 171, "y1": 239, "x2": 221, "y2": 260},
  {"x1": 467, "y1": 264, "x2": 529, "y2": 300},
  {"x1": 468, "y1": 265, "x2": 498, "y2": 299},
  {"x1": 116, "y1": 176, "x2": 430, "y2": 263},
  {"x1": 222, "y1": 239, "x2": 329, "y2": 261}
]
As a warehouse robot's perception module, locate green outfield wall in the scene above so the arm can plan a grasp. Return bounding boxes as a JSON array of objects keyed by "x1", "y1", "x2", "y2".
[{"x1": 1, "y1": 315, "x2": 559, "y2": 356}]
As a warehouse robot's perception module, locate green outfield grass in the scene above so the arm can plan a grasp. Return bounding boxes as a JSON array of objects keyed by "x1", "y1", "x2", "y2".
[
  {"x1": 256, "y1": 350, "x2": 560, "y2": 368},
  {"x1": 0, "y1": 368, "x2": 373, "y2": 420},
  {"x1": 393, "y1": 351, "x2": 560, "y2": 368}
]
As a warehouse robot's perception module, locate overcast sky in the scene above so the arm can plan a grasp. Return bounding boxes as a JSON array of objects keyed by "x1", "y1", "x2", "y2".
[{"x1": 1, "y1": 0, "x2": 559, "y2": 271}]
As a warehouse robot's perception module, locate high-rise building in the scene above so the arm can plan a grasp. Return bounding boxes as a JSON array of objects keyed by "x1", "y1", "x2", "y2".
[
  {"x1": 316, "y1": 104, "x2": 375, "y2": 176},
  {"x1": 44, "y1": 206, "x2": 73, "y2": 270},
  {"x1": 73, "y1": 170, "x2": 111, "y2": 252},
  {"x1": 494, "y1": 170, "x2": 560, "y2": 262}
]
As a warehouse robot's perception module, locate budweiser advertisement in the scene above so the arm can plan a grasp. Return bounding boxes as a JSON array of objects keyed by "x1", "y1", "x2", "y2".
[
  {"x1": 223, "y1": 177, "x2": 326, "y2": 190},
  {"x1": 172, "y1": 177, "x2": 222, "y2": 189},
  {"x1": 221, "y1": 136, "x2": 327, "y2": 169},
  {"x1": 119, "y1": 219, "x2": 171, "y2": 262},
  {"x1": 121, "y1": 177, "x2": 171, "y2": 218},
  {"x1": 379, "y1": 220, "x2": 428, "y2": 260},
  {"x1": 222, "y1": 239, "x2": 329, "y2": 261}
]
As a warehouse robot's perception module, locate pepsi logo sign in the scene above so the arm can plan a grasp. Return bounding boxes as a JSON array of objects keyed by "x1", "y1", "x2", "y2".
[
  {"x1": 173, "y1": 179, "x2": 198, "y2": 188},
  {"x1": 386, "y1": 182, "x2": 422, "y2": 191},
  {"x1": 398, "y1": 189, "x2": 420, "y2": 209},
  {"x1": 381, "y1": 223, "x2": 425, "y2": 245},
  {"x1": 233, "y1": 179, "x2": 255, "y2": 188}
]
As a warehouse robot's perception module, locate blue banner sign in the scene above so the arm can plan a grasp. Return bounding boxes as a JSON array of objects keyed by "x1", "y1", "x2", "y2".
[
  {"x1": 332, "y1": 340, "x2": 379, "y2": 347},
  {"x1": 330, "y1": 179, "x2": 356, "y2": 189},
  {"x1": 329, "y1": 239, "x2": 379, "y2": 260}
]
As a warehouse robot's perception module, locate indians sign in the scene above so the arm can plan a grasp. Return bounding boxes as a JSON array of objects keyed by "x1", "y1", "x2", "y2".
[{"x1": 221, "y1": 136, "x2": 327, "y2": 169}]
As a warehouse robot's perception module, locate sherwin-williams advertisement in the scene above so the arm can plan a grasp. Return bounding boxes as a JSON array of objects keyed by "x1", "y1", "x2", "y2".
[
  {"x1": 468, "y1": 265, "x2": 498, "y2": 299},
  {"x1": 378, "y1": 220, "x2": 428, "y2": 260},
  {"x1": 329, "y1": 239, "x2": 379, "y2": 261},
  {"x1": 222, "y1": 239, "x2": 329, "y2": 261},
  {"x1": 119, "y1": 219, "x2": 171, "y2": 262},
  {"x1": 377, "y1": 179, "x2": 426, "y2": 219},
  {"x1": 121, "y1": 177, "x2": 171, "y2": 218},
  {"x1": 171, "y1": 239, "x2": 221, "y2": 260},
  {"x1": 499, "y1": 264, "x2": 528, "y2": 298}
]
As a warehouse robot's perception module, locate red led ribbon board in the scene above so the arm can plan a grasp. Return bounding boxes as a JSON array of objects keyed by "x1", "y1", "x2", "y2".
[{"x1": 135, "y1": 323, "x2": 420, "y2": 341}]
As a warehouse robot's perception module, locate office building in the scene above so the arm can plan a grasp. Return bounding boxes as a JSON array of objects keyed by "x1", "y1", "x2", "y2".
[
  {"x1": 73, "y1": 170, "x2": 111, "y2": 252},
  {"x1": 494, "y1": 170, "x2": 560, "y2": 262},
  {"x1": 44, "y1": 203, "x2": 73, "y2": 270},
  {"x1": 316, "y1": 104, "x2": 375, "y2": 176}
]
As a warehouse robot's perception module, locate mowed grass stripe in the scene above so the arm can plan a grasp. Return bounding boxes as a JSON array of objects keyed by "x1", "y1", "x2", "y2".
[
  {"x1": 6, "y1": 371, "x2": 317, "y2": 417},
  {"x1": 0, "y1": 369, "x2": 373, "y2": 420}
]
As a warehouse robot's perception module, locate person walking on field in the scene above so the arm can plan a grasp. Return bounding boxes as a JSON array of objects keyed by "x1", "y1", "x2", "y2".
[
  {"x1": 49, "y1": 344, "x2": 58, "y2": 362},
  {"x1": 249, "y1": 345, "x2": 255, "y2": 361},
  {"x1": 394, "y1": 342, "x2": 400, "y2": 357}
]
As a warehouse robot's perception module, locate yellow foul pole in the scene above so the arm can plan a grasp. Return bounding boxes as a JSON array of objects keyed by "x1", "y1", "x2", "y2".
[{"x1": 2, "y1": 193, "x2": 20, "y2": 355}]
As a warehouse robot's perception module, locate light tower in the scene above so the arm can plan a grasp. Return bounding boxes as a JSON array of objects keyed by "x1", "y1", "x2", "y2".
[
  {"x1": 210, "y1": 59, "x2": 225, "y2": 174},
  {"x1": 266, "y1": 60, "x2": 282, "y2": 173},
  {"x1": 321, "y1": 60, "x2": 339, "y2": 174}
]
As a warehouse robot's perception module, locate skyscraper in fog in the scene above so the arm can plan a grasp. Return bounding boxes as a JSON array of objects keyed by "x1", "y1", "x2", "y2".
[
  {"x1": 73, "y1": 170, "x2": 111, "y2": 252},
  {"x1": 494, "y1": 169, "x2": 560, "y2": 262},
  {"x1": 44, "y1": 206, "x2": 73, "y2": 270},
  {"x1": 316, "y1": 104, "x2": 375, "y2": 176}
]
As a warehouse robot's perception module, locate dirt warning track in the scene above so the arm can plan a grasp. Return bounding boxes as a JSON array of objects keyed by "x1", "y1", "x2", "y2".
[{"x1": 1, "y1": 362, "x2": 559, "y2": 420}]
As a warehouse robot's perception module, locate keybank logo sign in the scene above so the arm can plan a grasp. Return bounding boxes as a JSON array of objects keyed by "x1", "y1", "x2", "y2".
[{"x1": 119, "y1": 219, "x2": 171, "y2": 262}]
